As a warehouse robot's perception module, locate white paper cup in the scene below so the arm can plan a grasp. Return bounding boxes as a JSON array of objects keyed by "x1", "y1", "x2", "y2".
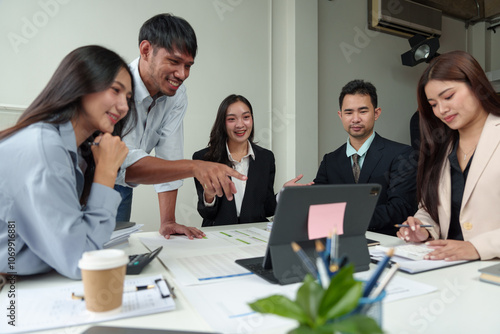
[{"x1": 78, "y1": 249, "x2": 128, "y2": 313}]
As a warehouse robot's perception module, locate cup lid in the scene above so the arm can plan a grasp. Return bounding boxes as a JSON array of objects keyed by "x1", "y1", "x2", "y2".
[{"x1": 78, "y1": 249, "x2": 128, "y2": 270}]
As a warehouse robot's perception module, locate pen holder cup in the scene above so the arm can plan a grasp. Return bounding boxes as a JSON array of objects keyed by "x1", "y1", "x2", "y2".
[{"x1": 353, "y1": 289, "x2": 386, "y2": 327}]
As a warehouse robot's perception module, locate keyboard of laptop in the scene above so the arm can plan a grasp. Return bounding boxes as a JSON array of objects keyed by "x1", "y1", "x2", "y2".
[{"x1": 235, "y1": 257, "x2": 279, "y2": 284}]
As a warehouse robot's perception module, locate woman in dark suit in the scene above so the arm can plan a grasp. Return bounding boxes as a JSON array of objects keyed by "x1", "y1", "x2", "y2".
[{"x1": 193, "y1": 94, "x2": 309, "y2": 226}]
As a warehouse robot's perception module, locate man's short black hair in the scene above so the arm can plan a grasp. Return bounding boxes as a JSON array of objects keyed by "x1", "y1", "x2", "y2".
[
  {"x1": 339, "y1": 79, "x2": 378, "y2": 109},
  {"x1": 139, "y1": 13, "x2": 197, "y2": 59}
]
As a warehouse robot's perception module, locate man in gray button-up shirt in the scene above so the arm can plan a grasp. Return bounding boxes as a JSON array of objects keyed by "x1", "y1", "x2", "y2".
[{"x1": 115, "y1": 14, "x2": 245, "y2": 239}]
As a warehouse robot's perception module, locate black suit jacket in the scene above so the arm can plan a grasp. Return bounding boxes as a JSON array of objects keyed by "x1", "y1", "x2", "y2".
[
  {"x1": 192, "y1": 143, "x2": 277, "y2": 227},
  {"x1": 314, "y1": 133, "x2": 418, "y2": 235}
]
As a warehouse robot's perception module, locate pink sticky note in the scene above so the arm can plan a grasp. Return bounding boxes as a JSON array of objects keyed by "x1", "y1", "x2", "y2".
[{"x1": 307, "y1": 202, "x2": 346, "y2": 239}]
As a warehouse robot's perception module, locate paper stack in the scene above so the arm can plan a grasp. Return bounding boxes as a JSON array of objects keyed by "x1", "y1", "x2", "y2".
[{"x1": 104, "y1": 222, "x2": 143, "y2": 248}]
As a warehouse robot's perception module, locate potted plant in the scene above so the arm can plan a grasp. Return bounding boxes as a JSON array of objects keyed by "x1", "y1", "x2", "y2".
[{"x1": 249, "y1": 265, "x2": 383, "y2": 334}]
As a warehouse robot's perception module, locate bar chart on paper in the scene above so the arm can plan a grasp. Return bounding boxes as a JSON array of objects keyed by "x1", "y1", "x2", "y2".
[
  {"x1": 181, "y1": 275, "x2": 298, "y2": 334},
  {"x1": 140, "y1": 227, "x2": 270, "y2": 286}
]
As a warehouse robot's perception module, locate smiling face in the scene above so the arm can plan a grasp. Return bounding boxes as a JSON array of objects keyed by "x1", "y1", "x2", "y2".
[
  {"x1": 338, "y1": 93, "x2": 380, "y2": 148},
  {"x1": 424, "y1": 80, "x2": 487, "y2": 132},
  {"x1": 225, "y1": 101, "x2": 253, "y2": 146},
  {"x1": 139, "y1": 41, "x2": 194, "y2": 97},
  {"x1": 76, "y1": 67, "x2": 132, "y2": 142}
]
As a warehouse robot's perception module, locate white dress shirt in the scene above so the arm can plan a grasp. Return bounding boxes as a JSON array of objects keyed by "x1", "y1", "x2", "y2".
[
  {"x1": 115, "y1": 57, "x2": 186, "y2": 193},
  {"x1": 204, "y1": 141, "x2": 255, "y2": 217}
]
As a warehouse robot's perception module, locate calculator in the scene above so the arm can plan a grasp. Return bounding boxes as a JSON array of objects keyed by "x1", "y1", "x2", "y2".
[{"x1": 126, "y1": 246, "x2": 163, "y2": 275}]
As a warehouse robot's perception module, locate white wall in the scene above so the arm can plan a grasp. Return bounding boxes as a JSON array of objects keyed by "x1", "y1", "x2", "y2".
[
  {"x1": 271, "y1": 0, "x2": 318, "y2": 191},
  {"x1": 0, "y1": 0, "x2": 495, "y2": 232},
  {"x1": 0, "y1": 0, "x2": 273, "y2": 232},
  {"x1": 317, "y1": 0, "x2": 468, "y2": 160}
]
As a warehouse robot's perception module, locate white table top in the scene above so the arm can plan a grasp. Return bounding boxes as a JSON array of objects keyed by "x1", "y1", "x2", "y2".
[{"x1": 2, "y1": 223, "x2": 499, "y2": 334}]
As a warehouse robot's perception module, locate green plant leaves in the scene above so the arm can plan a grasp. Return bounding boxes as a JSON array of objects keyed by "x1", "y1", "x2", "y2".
[
  {"x1": 318, "y1": 265, "x2": 363, "y2": 321},
  {"x1": 288, "y1": 315, "x2": 382, "y2": 334},
  {"x1": 295, "y1": 274, "x2": 325, "y2": 327},
  {"x1": 249, "y1": 294, "x2": 309, "y2": 325},
  {"x1": 249, "y1": 264, "x2": 384, "y2": 333},
  {"x1": 325, "y1": 315, "x2": 384, "y2": 334}
]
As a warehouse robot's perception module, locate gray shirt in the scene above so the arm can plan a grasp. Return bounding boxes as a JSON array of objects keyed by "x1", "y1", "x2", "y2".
[
  {"x1": 0, "y1": 121, "x2": 121, "y2": 279},
  {"x1": 115, "y1": 57, "x2": 186, "y2": 193}
]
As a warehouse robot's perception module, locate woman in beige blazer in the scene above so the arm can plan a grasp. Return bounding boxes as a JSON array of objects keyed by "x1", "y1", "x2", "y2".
[{"x1": 397, "y1": 50, "x2": 500, "y2": 261}]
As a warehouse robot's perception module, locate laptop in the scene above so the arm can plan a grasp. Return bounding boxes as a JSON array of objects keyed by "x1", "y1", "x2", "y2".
[{"x1": 235, "y1": 183, "x2": 381, "y2": 285}]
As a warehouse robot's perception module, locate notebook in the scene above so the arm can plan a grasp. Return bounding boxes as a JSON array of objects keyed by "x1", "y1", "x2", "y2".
[
  {"x1": 478, "y1": 262, "x2": 500, "y2": 286},
  {"x1": 236, "y1": 184, "x2": 381, "y2": 285},
  {"x1": 370, "y1": 245, "x2": 469, "y2": 274}
]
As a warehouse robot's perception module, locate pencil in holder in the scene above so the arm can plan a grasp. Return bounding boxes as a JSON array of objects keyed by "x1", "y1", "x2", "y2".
[{"x1": 354, "y1": 289, "x2": 386, "y2": 327}]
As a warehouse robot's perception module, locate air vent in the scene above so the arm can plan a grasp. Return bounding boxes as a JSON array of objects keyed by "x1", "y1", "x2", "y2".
[{"x1": 369, "y1": 0, "x2": 442, "y2": 38}]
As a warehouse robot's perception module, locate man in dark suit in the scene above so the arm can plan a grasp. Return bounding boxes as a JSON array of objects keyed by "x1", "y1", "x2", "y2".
[{"x1": 314, "y1": 80, "x2": 417, "y2": 236}]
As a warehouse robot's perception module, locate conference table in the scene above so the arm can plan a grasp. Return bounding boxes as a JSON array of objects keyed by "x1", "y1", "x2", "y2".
[{"x1": 1, "y1": 222, "x2": 499, "y2": 334}]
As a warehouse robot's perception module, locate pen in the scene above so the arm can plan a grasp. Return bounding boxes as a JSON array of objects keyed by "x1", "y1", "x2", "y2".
[
  {"x1": 370, "y1": 263, "x2": 400, "y2": 298},
  {"x1": 329, "y1": 227, "x2": 339, "y2": 273},
  {"x1": 71, "y1": 284, "x2": 156, "y2": 300},
  {"x1": 123, "y1": 284, "x2": 155, "y2": 293},
  {"x1": 291, "y1": 241, "x2": 317, "y2": 277},
  {"x1": 71, "y1": 292, "x2": 84, "y2": 301},
  {"x1": 394, "y1": 224, "x2": 433, "y2": 228},
  {"x1": 363, "y1": 248, "x2": 394, "y2": 297},
  {"x1": 315, "y1": 240, "x2": 330, "y2": 289},
  {"x1": 324, "y1": 232, "x2": 331, "y2": 263}
]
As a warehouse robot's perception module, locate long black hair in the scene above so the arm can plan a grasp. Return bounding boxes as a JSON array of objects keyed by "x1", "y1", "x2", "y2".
[
  {"x1": 204, "y1": 94, "x2": 255, "y2": 167},
  {"x1": 0, "y1": 45, "x2": 137, "y2": 204},
  {"x1": 416, "y1": 50, "x2": 500, "y2": 224}
]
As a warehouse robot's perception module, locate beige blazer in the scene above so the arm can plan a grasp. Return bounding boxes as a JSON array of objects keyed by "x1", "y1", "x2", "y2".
[{"x1": 415, "y1": 113, "x2": 500, "y2": 260}]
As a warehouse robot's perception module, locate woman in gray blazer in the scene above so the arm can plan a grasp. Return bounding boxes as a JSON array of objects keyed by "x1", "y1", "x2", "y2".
[{"x1": 0, "y1": 46, "x2": 135, "y2": 278}]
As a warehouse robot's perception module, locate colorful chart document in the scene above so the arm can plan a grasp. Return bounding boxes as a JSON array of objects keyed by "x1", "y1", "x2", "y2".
[{"x1": 140, "y1": 227, "x2": 270, "y2": 286}]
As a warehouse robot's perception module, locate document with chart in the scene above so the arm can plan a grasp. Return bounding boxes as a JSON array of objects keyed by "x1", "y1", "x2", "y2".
[
  {"x1": 140, "y1": 227, "x2": 270, "y2": 286},
  {"x1": 0, "y1": 275, "x2": 174, "y2": 334}
]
